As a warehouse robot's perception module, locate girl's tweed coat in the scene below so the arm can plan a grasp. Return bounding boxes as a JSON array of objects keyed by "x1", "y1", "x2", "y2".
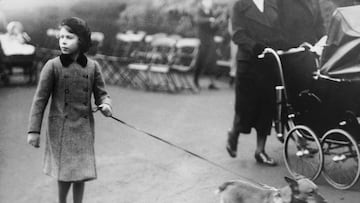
[{"x1": 28, "y1": 55, "x2": 111, "y2": 181}]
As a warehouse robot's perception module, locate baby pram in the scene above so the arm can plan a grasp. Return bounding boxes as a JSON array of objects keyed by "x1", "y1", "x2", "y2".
[
  {"x1": 265, "y1": 5, "x2": 360, "y2": 190},
  {"x1": 0, "y1": 34, "x2": 36, "y2": 85}
]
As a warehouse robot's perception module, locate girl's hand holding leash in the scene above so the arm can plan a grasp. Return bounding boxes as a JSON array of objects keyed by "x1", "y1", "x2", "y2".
[
  {"x1": 99, "y1": 103, "x2": 112, "y2": 117},
  {"x1": 27, "y1": 133, "x2": 40, "y2": 148}
]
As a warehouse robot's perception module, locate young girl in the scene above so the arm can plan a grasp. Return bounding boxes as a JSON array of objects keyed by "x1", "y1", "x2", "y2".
[{"x1": 27, "y1": 17, "x2": 112, "y2": 203}]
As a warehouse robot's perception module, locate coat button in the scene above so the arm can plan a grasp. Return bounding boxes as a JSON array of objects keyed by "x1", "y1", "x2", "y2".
[{"x1": 65, "y1": 89, "x2": 69, "y2": 94}]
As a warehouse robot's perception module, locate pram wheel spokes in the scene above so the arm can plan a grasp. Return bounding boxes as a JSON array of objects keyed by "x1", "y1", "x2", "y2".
[
  {"x1": 284, "y1": 125, "x2": 323, "y2": 181},
  {"x1": 321, "y1": 129, "x2": 360, "y2": 190}
]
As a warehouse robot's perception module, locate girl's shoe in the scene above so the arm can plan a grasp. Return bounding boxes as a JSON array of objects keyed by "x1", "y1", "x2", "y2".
[{"x1": 254, "y1": 152, "x2": 277, "y2": 166}]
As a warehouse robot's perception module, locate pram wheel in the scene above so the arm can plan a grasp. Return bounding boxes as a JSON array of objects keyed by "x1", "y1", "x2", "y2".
[
  {"x1": 321, "y1": 129, "x2": 360, "y2": 190},
  {"x1": 284, "y1": 125, "x2": 323, "y2": 180}
]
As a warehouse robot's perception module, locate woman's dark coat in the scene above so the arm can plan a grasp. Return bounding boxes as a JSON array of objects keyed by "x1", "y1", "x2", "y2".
[
  {"x1": 231, "y1": 0, "x2": 285, "y2": 63},
  {"x1": 194, "y1": 8, "x2": 218, "y2": 75},
  {"x1": 231, "y1": 0, "x2": 285, "y2": 134}
]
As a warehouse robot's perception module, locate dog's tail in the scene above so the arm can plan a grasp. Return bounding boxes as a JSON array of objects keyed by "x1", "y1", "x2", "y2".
[{"x1": 215, "y1": 181, "x2": 236, "y2": 194}]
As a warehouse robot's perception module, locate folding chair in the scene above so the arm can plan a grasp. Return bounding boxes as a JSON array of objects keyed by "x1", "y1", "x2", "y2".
[
  {"x1": 114, "y1": 31, "x2": 152, "y2": 89},
  {"x1": 92, "y1": 54, "x2": 129, "y2": 85},
  {"x1": 88, "y1": 32, "x2": 104, "y2": 56},
  {"x1": 147, "y1": 36, "x2": 178, "y2": 92},
  {"x1": 170, "y1": 38, "x2": 200, "y2": 92},
  {"x1": 114, "y1": 30, "x2": 146, "y2": 59},
  {"x1": 0, "y1": 34, "x2": 36, "y2": 84}
]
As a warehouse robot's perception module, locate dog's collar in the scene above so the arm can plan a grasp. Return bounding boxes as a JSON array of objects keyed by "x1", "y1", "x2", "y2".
[
  {"x1": 290, "y1": 185, "x2": 308, "y2": 203},
  {"x1": 266, "y1": 186, "x2": 283, "y2": 203},
  {"x1": 273, "y1": 189, "x2": 307, "y2": 203},
  {"x1": 291, "y1": 195, "x2": 308, "y2": 203}
]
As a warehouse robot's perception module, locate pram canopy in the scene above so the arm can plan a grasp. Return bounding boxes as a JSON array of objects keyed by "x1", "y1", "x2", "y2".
[{"x1": 320, "y1": 5, "x2": 360, "y2": 80}]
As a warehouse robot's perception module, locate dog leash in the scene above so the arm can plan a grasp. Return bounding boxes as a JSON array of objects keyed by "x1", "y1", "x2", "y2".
[{"x1": 94, "y1": 107, "x2": 274, "y2": 188}]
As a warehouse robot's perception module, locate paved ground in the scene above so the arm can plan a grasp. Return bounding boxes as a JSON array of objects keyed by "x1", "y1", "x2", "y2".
[{"x1": 1, "y1": 78, "x2": 360, "y2": 203}]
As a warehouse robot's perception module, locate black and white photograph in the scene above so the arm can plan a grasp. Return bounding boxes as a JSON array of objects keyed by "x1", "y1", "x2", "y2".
[{"x1": 1, "y1": 0, "x2": 360, "y2": 202}]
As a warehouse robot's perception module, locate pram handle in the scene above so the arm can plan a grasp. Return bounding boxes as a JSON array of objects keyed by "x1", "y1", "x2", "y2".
[
  {"x1": 257, "y1": 48, "x2": 287, "y2": 89},
  {"x1": 257, "y1": 47, "x2": 291, "y2": 139},
  {"x1": 258, "y1": 47, "x2": 306, "y2": 58}
]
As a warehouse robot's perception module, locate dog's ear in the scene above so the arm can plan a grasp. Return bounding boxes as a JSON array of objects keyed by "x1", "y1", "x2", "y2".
[
  {"x1": 284, "y1": 176, "x2": 299, "y2": 191},
  {"x1": 284, "y1": 176, "x2": 296, "y2": 184}
]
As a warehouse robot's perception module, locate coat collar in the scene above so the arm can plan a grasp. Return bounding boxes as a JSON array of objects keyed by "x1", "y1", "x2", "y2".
[
  {"x1": 60, "y1": 53, "x2": 88, "y2": 68},
  {"x1": 237, "y1": 0, "x2": 279, "y2": 27}
]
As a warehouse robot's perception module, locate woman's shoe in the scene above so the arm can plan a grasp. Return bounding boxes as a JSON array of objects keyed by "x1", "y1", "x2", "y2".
[
  {"x1": 226, "y1": 143, "x2": 237, "y2": 158},
  {"x1": 226, "y1": 131, "x2": 237, "y2": 158},
  {"x1": 254, "y1": 152, "x2": 277, "y2": 166}
]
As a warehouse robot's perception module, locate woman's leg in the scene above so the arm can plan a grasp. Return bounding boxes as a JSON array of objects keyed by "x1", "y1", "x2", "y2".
[
  {"x1": 255, "y1": 130, "x2": 277, "y2": 166},
  {"x1": 227, "y1": 65, "x2": 254, "y2": 157},
  {"x1": 193, "y1": 58, "x2": 203, "y2": 88},
  {"x1": 255, "y1": 131, "x2": 267, "y2": 154},
  {"x1": 73, "y1": 181, "x2": 85, "y2": 203},
  {"x1": 58, "y1": 181, "x2": 71, "y2": 203},
  {"x1": 226, "y1": 114, "x2": 241, "y2": 158},
  {"x1": 206, "y1": 43, "x2": 219, "y2": 89},
  {"x1": 254, "y1": 57, "x2": 277, "y2": 166}
]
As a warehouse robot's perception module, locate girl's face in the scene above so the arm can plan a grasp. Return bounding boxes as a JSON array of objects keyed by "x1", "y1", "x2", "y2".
[{"x1": 59, "y1": 26, "x2": 80, "y2": 55}]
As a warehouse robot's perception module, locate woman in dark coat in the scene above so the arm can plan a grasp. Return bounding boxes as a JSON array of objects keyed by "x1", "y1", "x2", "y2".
[
  {"x1": 226, "y1": 0, "x2": 286, "y2": 166},
  {"x1": 193, "y1": 0, "x2": 219, "y2": 90}
]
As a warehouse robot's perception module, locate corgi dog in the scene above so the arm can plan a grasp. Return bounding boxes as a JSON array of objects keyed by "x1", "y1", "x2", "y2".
[{"x1": 217, "y1": 176, "x2": 327, "y2": 203}]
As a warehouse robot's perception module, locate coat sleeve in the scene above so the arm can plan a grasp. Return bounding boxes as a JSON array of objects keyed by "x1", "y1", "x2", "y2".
[
  {"x1": 28, "y1": 60, "x2": 54, "y2": 134},
  {"x1": 231, "y1": 2, "x2": 257, "y2": 55},
  {"x1": 93, "y1": 61, "x2": 111, "y2": 107}
]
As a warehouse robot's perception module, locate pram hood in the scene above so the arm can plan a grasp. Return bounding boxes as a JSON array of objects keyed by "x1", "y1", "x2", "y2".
[{"x1": 320, "y1": 5, "x2": 360, "y2": 81}]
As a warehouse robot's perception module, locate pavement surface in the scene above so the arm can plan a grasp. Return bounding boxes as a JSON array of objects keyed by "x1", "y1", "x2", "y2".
[{"x1": 1, "y1": 79, "x2": 360, "y2": 203}]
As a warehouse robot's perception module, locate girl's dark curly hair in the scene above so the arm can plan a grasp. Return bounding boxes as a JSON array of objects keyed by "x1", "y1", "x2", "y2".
[{"x1": 60, "y1": 17, "x2": 92, "y2": 53}]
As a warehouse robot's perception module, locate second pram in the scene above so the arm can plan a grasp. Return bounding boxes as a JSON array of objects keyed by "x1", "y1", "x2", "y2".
[{"x1": 263, "y1": 5, "x2": 360, "y2": 190}]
